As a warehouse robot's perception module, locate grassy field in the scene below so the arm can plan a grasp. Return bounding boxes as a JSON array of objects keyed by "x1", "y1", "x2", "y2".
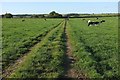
[
  {"x1": 2, "y1": 18, "x2": 63, "y2": 69},
  {"x1": 9, "y1": 21, "x2": 65, "y2": 78},
  {"x1": 67, "y1": 17, "x2": 118, "y2": 78},
  {"x1": 2, "y1": 17, "x2": 119, "y2": 79}
]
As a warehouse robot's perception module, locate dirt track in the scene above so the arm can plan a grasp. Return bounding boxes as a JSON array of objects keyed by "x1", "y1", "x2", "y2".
[{"x1": 63, "y1": 19, "x2": 87, "y2": 79}]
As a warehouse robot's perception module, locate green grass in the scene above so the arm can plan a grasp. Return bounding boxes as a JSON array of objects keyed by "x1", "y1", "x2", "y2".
[
  {"x1": 9, "y1": 20, "x2": 66, "y2": 78},
  {"x1": 2, "y1": 18, "x2": 63, "y2": 69},
  {"x1": 2, "y1": 17, "x2": 119, "y2": 79},
  {"x1": 67, "y1": 17, "x2": 118, "y2": 78}
]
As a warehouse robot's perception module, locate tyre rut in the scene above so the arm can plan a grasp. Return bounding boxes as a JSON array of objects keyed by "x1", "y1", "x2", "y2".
[
  {"x1": 2, "y1": 21, "x2": 63, "y2": 78},
  {"x1": 63, "y1": 19, "x2": 87, "y2": 79}
]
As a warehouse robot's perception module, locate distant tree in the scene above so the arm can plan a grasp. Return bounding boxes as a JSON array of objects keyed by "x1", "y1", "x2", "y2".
[
  {"x1": 49, "y1": 11, "x2": 56, "y2": 16},
  {"x1": 1, "y1": 14, "x2": 4, "y2": 18},
  {"x1": 48, "y1": 11, "x2": 62, "y2": 18},
  {"x1": 4, "y1": 13, "x2": 13, "y2": 18}
]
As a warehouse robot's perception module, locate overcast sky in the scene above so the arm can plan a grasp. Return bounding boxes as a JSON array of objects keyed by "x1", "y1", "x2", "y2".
[{"x1": 1, "y1": 2, "x2": 118, "y2": 14}]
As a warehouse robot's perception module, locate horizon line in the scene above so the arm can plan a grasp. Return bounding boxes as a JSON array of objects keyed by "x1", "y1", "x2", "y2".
[{"x1": 1, "y1": 12, "x2": 118, "y2": 15}]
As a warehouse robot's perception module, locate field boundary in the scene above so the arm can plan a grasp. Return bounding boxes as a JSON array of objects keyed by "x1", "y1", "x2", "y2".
[{"x1": 2, "y1": 21, "x2": 64, "y2": 78}]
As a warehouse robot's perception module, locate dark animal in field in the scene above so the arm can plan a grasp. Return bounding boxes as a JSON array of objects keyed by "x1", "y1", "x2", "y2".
[
  {"x1": 22, "y1": 19, "x2": 25, "y2": 22},
  {"x1": 88, "y1": 20, "x2": 102, "y2": 26},
  {"x1": 44, "y1": 18, "x2": 47, "y2": 21},
  {"x1": 82, "y1": 19, "x2": 85, "y2": 20},
  {"x1": 101, "y1": 20, "x2": 105, "y2": 23}
]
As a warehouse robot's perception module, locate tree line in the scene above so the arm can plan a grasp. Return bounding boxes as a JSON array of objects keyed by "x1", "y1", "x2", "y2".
[
  {"x1": 2, "y1": 11, "x2": 63, "y2": 18},
  {"x1": 1, "y1": 11, "x2": 118, "y2": 18}
]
